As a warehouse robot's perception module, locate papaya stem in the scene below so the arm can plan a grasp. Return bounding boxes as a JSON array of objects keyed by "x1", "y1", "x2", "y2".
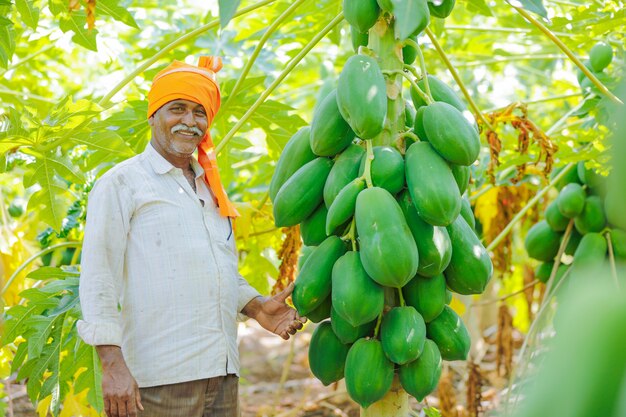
[
  {"x1": 373, "y1": 312, "x2": 383, "y2": 338},
  {"x1": 471, "y1": 279, "x2": 540, "y2": 307},
  {"x1": 605, "y1": 231, "x2": 621, "y2": 290},
  {"x1": 403, "y1": 64, "x2": 420, "y2": 79},
  {"x1": 216, "y1": 13, "x2": 344, "y2": 155},
  {"x1": 99, "y1": 0, "x2": 279, "y2": 107},
  {"x1": 397, "y1": 288, "x2": 405, "y2": 307},
  {"x1": 543, "y1": 219, "x2": 573, "y2": 297},
  {"x1": 511, "y1": 6, "x2": 623, "y2": 106},
  {"x1": 485, "y1": 163, "x2": 576, "y2": 252},
  {"x1": 424, "y1": 28, "x2": 495, "y2": 132},
  {"x1": 363, "y1": 140, "x2": 375, "y2": 188},
  {"x1": 219, "y1": 0, "x2": 308, "y2": 115},
  {"x1": 405, "y1": 38, "x2": 433, "y2": 102},
  {"x1": 350, "y1": 218, "x2": 357, "y2": 252},
  {"x1": 393, "y1": 70, "x2": 432, "y2": 106},
  {"x1": 484, "y1": 93, "x2": 582, "y2": 113}
]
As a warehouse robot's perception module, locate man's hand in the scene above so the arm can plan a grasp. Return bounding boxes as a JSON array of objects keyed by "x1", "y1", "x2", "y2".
[
  {"x1": 242, "y1": 283, "x2": 307, "y2": 340},
  {"x1": 96, "y1": 346, "x2": 144, "y2": 417}
]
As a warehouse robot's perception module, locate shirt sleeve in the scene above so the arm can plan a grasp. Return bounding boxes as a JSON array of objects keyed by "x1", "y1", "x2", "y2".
[{"x1": 77, "y1": 173, "x2": 133, "y2": 346}]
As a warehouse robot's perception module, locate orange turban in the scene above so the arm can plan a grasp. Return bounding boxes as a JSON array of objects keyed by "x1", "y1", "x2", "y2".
[{"x1": 147, "y1": 56, "x2": 239, "y2": 218}]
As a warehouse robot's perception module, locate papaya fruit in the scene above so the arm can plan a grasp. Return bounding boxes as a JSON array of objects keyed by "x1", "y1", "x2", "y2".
[
  {"x1": 356, "y1": 187, "x2": 419, "y2": 287},
  {"x1": 405, "y1": 141, "x2": 462, "y2": 227},
  {"x1": 393, "y1": 0, "x2": 430, "y2": 40},
  {"x1": 460, "y1": 196, "x2": 475, "y2": 230},
  {"x1": 571, "y1": 232, "x2": 607, "y2": 273},
  {"x1": 551, "y1": 165, "x2": 581, "y2": 190},
  {"x1": 574, "y1": 195, "x2": 606, "y2": 235},
  {"x1": 410, "y1": 75, "x2": 466, "y2": 112},
  {"x1": 426, "y1": 306, "x2": 470, "y2": 361},
  {"x1": 350, "y1": 25, "x2": 369, "y2": 52},
  {"x1": 292, "y1": 236, "x2": 347, "y2": 316},
  {"x1": 413, "y1": 106, "x2": 428, "y2": 141},
  {"x1": 405, "y1": 101, "x2": 416, "y2": 129},
  {"x1": 445, "y1": 289, "x2": 452, "y2": 305},
  {"x1": 298, "y1": 245, "x2": 315, "y2": 269},
  {"x1": 398, "y1": 339, "x2": 442, "y2": 401},
  {"x1": 343, "y1": 0, "x2": 380, "y2": 34},
  {"x1": 546, "y1": 200, "x2": 570, "y2": 232},
  {"x1": 421, "y1": 102, "x2": 480, "y2": 166},
  {"x1": 525, "y1": 220, "x2": 563, "y2": 262},
  {"x1": 345, "y1": 338, "x2": 394, "y2": 408},
  {"x1": 358, "y1": 145, "x2": 405, "y2": 195},
  {"x1": 403, "y1": 39, "x2": 418, "y2": 65},
  {"x1": 451, "y1": 164, "x2": 470, "y2": 195},
  {"x1": 331, "y1": 307, "x2": 376, "y2": 344},
  {"x1": 336, "y1": 55, "x2": 387, "y2": 139},
  {"x1": 273, "y1": 158, "x2": 333, "y2": 227},
  {"x1": 589, "y1": 41, "x2": 613, "y2": 72},
  {"x1": 326, "y1": 178, "x2": 365, "y2": 235},
  {"x1": 610, "y1": 229, "x2": 626, "y2": 260},
  {"x1": 445, "y1": 215, "x2": 493, "y2": 294},
  {"x1": 309, "y1": 321, "x2": 349, "y2": 386},
  {"x1": 306, "y1": 295, "x2": 332, "y2": 323},
  {"x1": 331, "y1": 251, "x2": 384, "y2": 327},
  {"x1": 381, "y1": 306, "x2": 426, "y2": 365},
  {"x1": 580, "y1": 72, "x2": 614, "y2": 96},
  {"x1": 269, "y1": 126, "x2": 316, "y2": 202},
  {"x1": 535, "y1": 262, "x2": 554, "y2": 284},
  {"x1": 402, "y1": 273, "x2": 447, "y2": 322},
  {"x1": 301, "y1": 204, "x2": 329, "y2": 246},
  {"x1": 428, "y1": 0, "x2": 455, "y2": 18},
  {"x1": 377, "y1": 0, "x2": 393, "y2": 12},
  {"x1": 576, "y1": 59, "x2": 595, "y2": 86},
  {"x1": 398, "y1": 190, "x2": 452, "y2": 277},
  {"x1": 310, "y1": 89, "x2": 355, "y2": 156},
  {"x1": 577, "y1": 161, "x2": 606, "y2": 195},
  {"x1": 323, "y1": 144, "x2": 365, "y2": 208},
  {"x1": 564, "y1": 228, "x2": 582, "y2": 256}
]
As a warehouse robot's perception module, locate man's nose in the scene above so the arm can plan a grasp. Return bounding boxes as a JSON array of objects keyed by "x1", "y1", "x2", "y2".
[{"x1": 181, "y1": 110, "x2": 196, "y2": 126}]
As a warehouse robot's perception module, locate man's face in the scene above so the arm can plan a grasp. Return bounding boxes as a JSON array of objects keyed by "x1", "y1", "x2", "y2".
[{"x1": 149, "y1": 99, "x2": 209, "y2": 161}]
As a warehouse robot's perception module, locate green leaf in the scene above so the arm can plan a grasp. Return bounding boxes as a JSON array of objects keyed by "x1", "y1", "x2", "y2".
[
  {"x1": 461, "y1": 0, "x2": 493, "y2": 16},
  {"x1": 391, "y1": 0, "x2": 430, "y2": 41},
  {"x1": 24, "y1": 315, "x2": 59, "y2": 358},
  {"x1": 24, "y1": 162, "x2": 70, "y2": 231},
  {"x1": 97, "y1": 0, "x2": 139, "y2": 29},
  {"x1": 74, "y1": 343, "x2": 104, "y2": 412},
  {"x1": 2, "y1": 299, "x2": 58, "y2": 345},
  {"x1": 69, "y1": 130, "x2": 135, "y2": 157},
  {"x1": 27, "y1": 266, "x2": 80, "y2": 281},
  {"x1": 0, "y1": 16, "x2": 16, "y2": 68},
  {"x1": 15, "y1": 0, "x2": 40, "y2": 30},
  {"x1": 506, "y1": 0, "x2": 547, "y2": 18},
  {"x1": 219, "y1": 0, "x2": 240, "y2": 28},
  {"x1": 59, "y1": 12, "x2": 98, "y2": 52},
  {"x1": 11, "y1": 342, "x2": 28, "y2": 375}
]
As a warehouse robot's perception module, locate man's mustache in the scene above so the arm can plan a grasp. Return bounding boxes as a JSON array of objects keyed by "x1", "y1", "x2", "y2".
[{"x1": 171, "y1": 124, "x2": 203, "y2": 136}]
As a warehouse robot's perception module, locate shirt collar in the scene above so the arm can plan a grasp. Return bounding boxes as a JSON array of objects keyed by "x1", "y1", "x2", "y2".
[{"x1": 144, "y1": 142, "x2": 202, "y2": 178}]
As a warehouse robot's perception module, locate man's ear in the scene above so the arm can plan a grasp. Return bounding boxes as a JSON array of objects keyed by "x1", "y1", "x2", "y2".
[{"x1": 148, "y1": 115, "x2": 154, "y2": 127}]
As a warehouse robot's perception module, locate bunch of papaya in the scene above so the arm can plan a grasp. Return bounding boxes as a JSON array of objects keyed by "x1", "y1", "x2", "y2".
[
  {"x1": 270, "y1": 0, "x2": 491, "y2": 409},
  {"x1": 526, "y1": 161, "x2": 625, "y2": 291},
  {"x1": 577, "y1": 41, "x2": 617, "y2": 97}
]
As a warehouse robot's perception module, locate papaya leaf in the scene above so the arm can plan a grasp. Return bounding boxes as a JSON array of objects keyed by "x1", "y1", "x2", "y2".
[
  {"x1": 24, "y1": 315, "x2": 59, "y2": 359},
  {"x1": 27, "y1": 266, "x2": 80, "y2": 281},
  {"x1": 59, "y1": 12, "x2": 98, "y2": 52},
  {"x1": 0, "y1": 16, "x2": 16, "y2": 68},
  {"x1": 26, "y1": 177, "x2": 70, "y2": 232},
  {"x1": 218, "y1": 0, "x2": 240, "y2": 29},
  {"x1": 26, "y1": 323, "x2": 62, "y2": 403},
  {"x1": 97, "y1": 0, "x2": 139, "y2": 29},
  {"x1": 15, "y1": 0, "x2": 40, "y2": 30},
  {"x1": 11, "y1": 342, "x2": 28, "y2": 375},
  {"x1": 461, "y1": 0, "x2": 493, "y2": 16},
  {"x1": 69, "y1": 130, "x2": 135, "y2": 158},
  {"x1": 2, "y1": 299, "x2": 58, "y2": 345},
  {"x1": 506, "y1": 0, "x2": 547, "y2": 19},
  {"x1": 73, "y1": 343, "x2": 104, "y2": 412}
]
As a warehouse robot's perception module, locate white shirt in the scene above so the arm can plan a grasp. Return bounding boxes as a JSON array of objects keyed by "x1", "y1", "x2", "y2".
[{"x1": 77, "y1": 143, "x2": 260, "y2": 388}]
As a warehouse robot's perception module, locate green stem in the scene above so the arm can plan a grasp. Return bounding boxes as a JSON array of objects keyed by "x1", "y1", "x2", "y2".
[
  {"x1": 2, "y1": 44, "x2": 55, "y2": 73},
  {"x1": 405, "y1": 38, "x2": 433, "y2": 101},
  {"x1": 543, "y1": 219, "x2": 573, "y2": 297},
  {"x1": 0, "y1": 88, "x2": 56, "y2": 103},
  {"x1": 606, "y1": 231, "x2": 621, "y2": 290},
  {"x1": 363, "y1": 140, "x2": 375, "y2": 188},
  {"x1": 545, "y1": 100, "x2": 587, "y2": 136},
  {"x1": 394, "y1": 70, "x2": 431, "y2": 105},
  {"x1": 215, "y1": 13, "x2": 344, "y2": 155},
  {"x1": 373, "y1": 312, "x2": 383, "y2": 338},
  {"x1": 485, "y1": 163, "x2": 575, "y2": 252},
  {"x1": 452, "y1": 54, "x2": 568, "y2": 68},
  {"x1": 511, "y1": 6, "x2": 623, "y2": 105},
  {"x1": 219, "y1": 0, "x2": 308, "y2": 114},
  {"x1": 98, "y1": 0, "x2": 278, "y2": 107},
  {"x1": 483, "y1": 93, "x2": 582, "y2": 113},
  {"x1": 445, "y1": 25, "x2": 578, "y2": 38},
  {"x1": 1, "y1": 242, "x2": 83, "y2": 295},
  {"x1": 397, "y1": 288, "x2": 405, "y2": 307},
  {"x1": 403, "y1": 64, "x2": 420, "y2": 79},
  {"x1": 349, "y1": 218, "x2": 357, "y2": 251},
  {"x1": 425, "y1": 28, "x2": 496, "y2": 132}
]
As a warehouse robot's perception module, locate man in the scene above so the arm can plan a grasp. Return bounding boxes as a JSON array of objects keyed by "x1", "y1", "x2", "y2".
[{"x1": 78, "y1": 56, "x2": 305, "y2": 417}]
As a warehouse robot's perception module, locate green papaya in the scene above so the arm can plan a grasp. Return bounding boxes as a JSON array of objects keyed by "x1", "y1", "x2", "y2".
[
  {"x1": 350, "y1": 25, "x2": 369, "y2": 52},
  {"x1": 574, "y1": 195, "x2": 606, "y2": 235},
  {"x1": 358, "y1": 146, "x2": 405, "y2": 195},
  {"x1": 381, "y1": 306, "x2": 426, "y2": 365},
  {"x1": 421, "y1": 102, "x2": 480, "y2": 166},
  {"x1": 343, "y1": 0, "x2": 380, "y2": 33},
  {"x1": 402, "y1": 273, "x2": 446, "y2": 322},
  {"x1": 405, "y1": 141, "x2": 462, "y2": 226},
  {"x1": 345, "y1": 338, "x2": 394, "y2": 408},
  {"x1": 564, "y1": 228, "x2": 583, "y2": 256},
  {"x1": 326, "y1": 178, "x2": 365, "y2": 235},
  {"x1": 428, "y1": 0, "x2": 455, "y2": 18},
  {"x1": 580, "y1": 72, "x2": 614, "y2": 96},
  {"x1": 426, "y1": 306, "x2": 470, "y2": 361},
  {"x1": 451, "y1": 164, "x2": 470, "y2": 195},
  {"x1": 332, "y1": 251, "x2": 384, "y2": 327},
  {"x1": 323, "y1": 144, "x2": 365, "y2": 208},
  {"x1": 393, "y1": 0, "x2": 430, "y2": 40},
  {"x1": 610, "y1": 229, "x2": 626, "y2": 260},
  {"x1": 445, "y1": 215, "x2": 493, "y2": 294},
  {"x1": 273, "y1": 158, "x2": 333, "y2": 227},
  {"x1": 292, "y1": 236, "x2": 347, "y2": 316},
  {"x1": 445, "y1": 289, "x2": 452, "y2": 304},
  {"x1": 405, "y1": 101, "x2": 416, "y2": 129},
  {"x1": 331, "y1": 307, "x2": 377, "y2": 345},
  {"x1": 571, "y1": 232, "x2": 607, "y2": 273},
  {"x1": 398, "y1": 339, "x2": 442, "y2": 401},
  {"x1": 546, "y1": 200, "x2": 570, "y2": 232},
  {"x1": 535, "y1": 262, "x2": 553, "y2": 284},
  {"x1": 301, "y1": 204, "x2": 329, "y2": 246},
  {"x1": 460, "y1": 196, "x2": 475, "y2": 230},
  {"x1": 589, "y1": 41, "x2": 613, "y2": 72},
  {"x1": 403, "y1": 40, "x2": 418, "y2": 65},
  {"x1": 577, "y1": 161, "x2": 606, "y2": 193},
  {"x1": 298, "y1": 245, "x2": 315, "y2": 269},
  {"x1": 550, "y1": 164, "x2": 582, "y2": 190},
  {"x1": 398, "y1": 190, "x2": 452, "y2": 277},
  {"x1": 356, "y1": 187, "x2": 419, "y2": 287},
  {"x1": 269, "y1": 127, "x2": 316, "y2": 202},
  {"x1": 337, "y1": 55, "x2": 387, "y2": 139},
  {"x1": 410, "y1": 75, "x2": 466, "y2": 112},
  {"x1": 413, "y1": 106, "x2": 428, "y2": 141},
  {"x1": 307, "y1": 295, "x2": 332, "y2": 323},
  {"x1": 576, "y1": 59, "x2": 595, "y2": 86},
  {"x1": 309, "y1": 321, "x2": 349, "y2": 386},
  {"x1": 525, "y1": 220, "x2": 563, "y2": 262},
  {"x1": 377, "y1": 0, "x2": 393, "y2": 12},
  {"x1": 310, "y1": 89, "x2": 355, "y2": 156}
]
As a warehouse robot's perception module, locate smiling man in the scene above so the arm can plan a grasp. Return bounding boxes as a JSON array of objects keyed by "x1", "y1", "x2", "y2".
[{"x1": 77, "y1": 57, "x2": 305, "y2": 417}]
